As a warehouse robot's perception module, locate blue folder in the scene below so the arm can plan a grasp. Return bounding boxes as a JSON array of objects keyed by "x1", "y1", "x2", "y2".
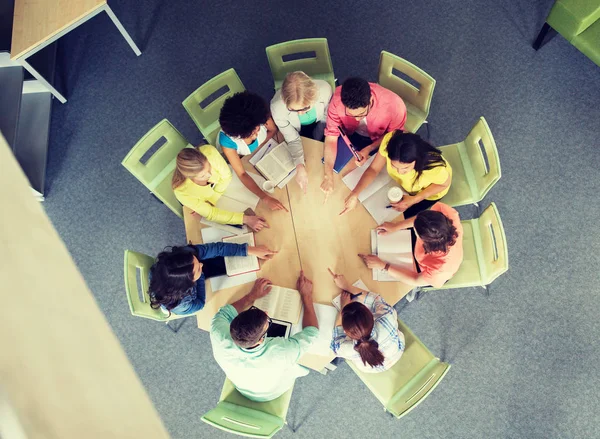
[{"x1": 322, "y1": 137, "x2": 355, "y2": 173}]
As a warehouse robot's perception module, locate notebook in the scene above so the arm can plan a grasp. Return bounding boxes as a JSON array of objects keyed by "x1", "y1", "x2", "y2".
[
  {"x1": 321, "y1": 134, "x2": 356, "y2": 174},
  {"x1": 222, "y1": 232, "x2": 260, "y2": 276},
  {"x1": 342, "y1": 155, "x2": 405, "y2": 224},
  {"x1": 331, "y1": 279, "x2": 370, "y2": 311},
  {"x1": 253, "y1": 286, "x2": 302, "y2": 324},
  {"x1": 370, "y1": 229, "x2": 415, "y2": 281},
  {"x1": 250, "y1": 140, "x2": 297, "y2": 187},
  {"x1": 291, "y1": 303, "x2": 339, "y2": 356}
]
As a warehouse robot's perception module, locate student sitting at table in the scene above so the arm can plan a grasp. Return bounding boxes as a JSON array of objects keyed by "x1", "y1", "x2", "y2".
[
  {"x1": 270, "y1": 71, "x2": 333, "y2": 192},
  {"x1": 327, "y1": 269, "x2": 405, "y2": 373},
  {"x1": 341, "y1": 131, "x2": 452, "y2": 219},
  {"x1": 359, "y1": 202, "x2": 463, "y2": 289},
  {"x1": 321, "y1": 77, "x2": 407, "y2": 197},
  {"x1": 210, "y1": 272, "x2": 319, "y2": 402},
  {"x1": 148, "y1": 243, "x2": 277, "y2": 316},
  {"x1": 217, "y1": 91, "x2": 286, "y2": 211},
  {"x1": 172, "y1": 146, "x2": 269, "y2": 232}
]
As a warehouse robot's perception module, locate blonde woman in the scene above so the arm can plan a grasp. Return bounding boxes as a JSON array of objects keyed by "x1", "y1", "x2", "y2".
[
  {"x1": 172, "y1": 145, "x2": 268, "y2": 231},
  {"x1": 270, "y1": 72, "x2": 333, "y2": 192}
]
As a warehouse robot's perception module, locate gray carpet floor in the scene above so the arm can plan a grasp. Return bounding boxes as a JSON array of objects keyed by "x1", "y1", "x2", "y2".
[{"x1": 41, "y1": 0, "x2": 600, "y2": 437}]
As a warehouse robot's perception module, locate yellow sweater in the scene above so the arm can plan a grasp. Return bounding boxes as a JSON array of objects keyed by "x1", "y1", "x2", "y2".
[{"x1": 173, "y1": 145, "x2": 244, "y2": 225}]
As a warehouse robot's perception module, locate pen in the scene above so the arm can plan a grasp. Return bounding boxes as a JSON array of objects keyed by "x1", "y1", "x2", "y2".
[
  {"x1": 349, "y1": 292, "x2": 363, "y2": 300},
  {"x1": 386, "y1": 205, "x2": 392, "y2": 209}
]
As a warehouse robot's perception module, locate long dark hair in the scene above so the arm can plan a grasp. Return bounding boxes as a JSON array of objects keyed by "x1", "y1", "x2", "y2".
[
  {"x1": 148, "y1": 246, "x2": 197, "y2": 311},
  {"x1": 386, "y1": 131, "x2": 446, "y2": 188},
  {"x1": 342, "y1": 302, "x2": 385, "y2": 368},
  {"x1": 414, "y1": 209, "x2": 458, "y2": 254}
]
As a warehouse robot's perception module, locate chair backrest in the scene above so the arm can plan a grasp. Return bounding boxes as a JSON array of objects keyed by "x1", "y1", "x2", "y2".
[
  {"x1": 121, "y1": 119, "x2": 190, "y2": 218},
  {"x1": 265, "y1": 38, "x2": 335, "y2": 90},
  {"x1": 473, "y1": 202, "x2": 509, "y2": 285},
  {"x1": 378, "y1": 51, "x2": 436, "y2": 118},
  {"x1": 463, "y1": 117, "x2": 501, "y2": 201},
  {"x1": 347, "y1": 318, "x2": 450, "y2": 419},
  {"x1": 202, "y1": 402, "x2": 284, "y2": 438},
  {"x1": 182, "y1": 68, "x2": 245, "y2": 145},
  {"x1": 123, "y1": 250, "x2": 166, "y2": 321}
]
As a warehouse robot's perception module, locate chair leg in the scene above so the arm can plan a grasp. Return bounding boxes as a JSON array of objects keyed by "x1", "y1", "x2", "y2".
[{"x1": 533, "y1": 23, "x2": 556, "y2": 50}]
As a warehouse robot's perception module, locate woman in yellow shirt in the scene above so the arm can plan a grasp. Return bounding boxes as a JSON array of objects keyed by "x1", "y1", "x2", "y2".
[
  {"x1": 172, "y1": 145, "x2": 268, "y2": 231},
  {"x1": 341, "y1": 131, "x2": 452, "y2": 219}
]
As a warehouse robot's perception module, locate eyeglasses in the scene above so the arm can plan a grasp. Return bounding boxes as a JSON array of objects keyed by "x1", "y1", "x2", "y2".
[
  {"x1": 345, "y1": 102, "x2": 371, "y2": 118},
  {"x1": 250, "y1": 306, "x2": 272, "y2": 340},
  {"x1": 287, "y1": 105, "x2": 311, "y2": 113}
]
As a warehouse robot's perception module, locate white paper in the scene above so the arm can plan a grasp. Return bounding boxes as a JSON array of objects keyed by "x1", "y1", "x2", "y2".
[
  {"x1": 222, "y1": 233, "x2": 259, "y2": 276},
  {"x1": 199, "y1": 219, "x2": 248, "y2": 236},
  {"x1": 225, "y1": 166, "x2": 262, "y2": 209},
  {"x1": 332, "y1": 279, "x2": 370, "y2": 310},
  {"x1": 277, "y1": 168, "x2": 297, "y2": 189},
  {"x1": 362, "y1": 180, "x2": 402, "y2": 225},
  {"x1": 200, "y1": 227, "x2": 257, "y2": 291},
  {"x1": 291, "y1": 303, "x2": 339, "y2": 356},
  {"x1": 371, "y1": 229, "x2": 415, "y2": 282}
]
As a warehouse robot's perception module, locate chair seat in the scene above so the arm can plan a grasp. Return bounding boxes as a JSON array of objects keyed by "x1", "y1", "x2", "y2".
[
  {"x1": 572, "y1": 19, "x2": 600, "y2": 67},
  {"x1": 438, "y1": 142, "x2": 476, "y2": 207},
  {"x1": 423, "y1": 220, "x2": 483, "y2": 291},
  {"x1": 403, "y1": 102, "x2": 427, "y2": 134},
  {"x1": 220, "y1": 378, "x2": 293, "y2": 420}
]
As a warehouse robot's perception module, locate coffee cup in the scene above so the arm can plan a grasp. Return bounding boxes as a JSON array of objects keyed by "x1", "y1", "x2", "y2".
[
  {"x1": 387, "y1": 187, "x2": 403, "y2": 203},
  {"x1": 262, "y1": 180, "x2": 276, "y2": 194}
]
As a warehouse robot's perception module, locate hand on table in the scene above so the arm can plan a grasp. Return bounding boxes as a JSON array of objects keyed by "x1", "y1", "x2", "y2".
[
  {"x1": 376, "y1": 222, "x2": 399, "y2": 235},
  {"x1": 320, "y1": 174, "x2": 334, "y2": 203},
  {"x1": 248, "y1": 245, "x2": 278, "y2": 260},
  {"x1": 354, "y1": 149, "x2": 370, "y2": 167},
  {"x1": 339, "y1": 193, "x2": 358, "y2": 216},
  {"x1": 250, "y1": 278, "x2": 272, "y2": 300},
  {"x1": 296, "y1": 270, "x2": 313, "y2": 299},
  {"x1": 244, "y1": 215, "x2": 269, "y2": 232},
  {"x1": 358, "y1": 254, "x2": 386, "y2": 270},
  {"x1": 327, "y1": 267, "x2": 350, "y2": 291},
  {"x1": 340, "y1": 290, "x2": 353, "y2": 309},
  {"x1": 295, "y1": 164, "x2": 308, "y2": 194},
  {"x1": 390, "y1": 195, "x2": 417, "y2": 212},
  {"x1": 262, "y1": 195, "x2": 288, "y2": 212}
]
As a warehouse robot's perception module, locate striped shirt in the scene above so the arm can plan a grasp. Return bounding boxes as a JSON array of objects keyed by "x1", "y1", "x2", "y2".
[{"x1": 331, "y1": 292, "x2": 405, "y2": 373}]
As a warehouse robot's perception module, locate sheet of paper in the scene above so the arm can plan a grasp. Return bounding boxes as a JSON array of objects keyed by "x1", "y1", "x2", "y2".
[
  {"x1": 371, "y1": 229, "x2": 415, "y2": 281},
  {"x1": 291, "y1": 303, "x2": 338, "y2": 356},
  {"x1": 277, "y1": 168, "x2": 297, "y2": 189},
  {"x1": 341, "y1": 155, "x2": 397, "y2": 203},
  {"x1": 332, "y1": 279, "x2": 370, "y2": 310},
  {"x1": 225, "y1": 166, "x2": 263, "y2": 209},
  {"x1": 199, "y1": 219, "x2": 248, "y2": 236},
  {"x1": 362, "y1": 180, "x2": 402, "y2": 224},
  {"x1": 200, "y1": 227, "x2": 257, "y2": 291},
  {"x1": 222, "y1": 233, "x2": 259, "y2": 276},
  {"x1": 377, "y1": 229, "x2": 413, "y2": 254}
]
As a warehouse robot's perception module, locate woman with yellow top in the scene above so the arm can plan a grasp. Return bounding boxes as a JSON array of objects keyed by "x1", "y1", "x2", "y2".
[
  {"x1": 172, "y1": 145, "x2": 268, "y2": 232},
  {"x1": 341, "y1": 131, "x2": 452, "y2": 219}
]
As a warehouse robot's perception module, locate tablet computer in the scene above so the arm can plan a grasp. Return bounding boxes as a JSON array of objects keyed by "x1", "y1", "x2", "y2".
[{"x1": 266, "y1": 319, "x2": 292, "y2": 339}]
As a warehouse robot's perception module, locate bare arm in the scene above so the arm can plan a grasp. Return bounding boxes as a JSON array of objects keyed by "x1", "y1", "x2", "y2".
[
  {"x1": 412, "y1": 174, "x2": 451, "y2": 203},
  {"x1": 259, "y1": 117, "x2": 278, "y2": 148},
  {"x1": 352, "y1": 153, "x2": 386, "y2": 196},
  {"x1": 322, "y1": 135, "x2": 338, "y2": 178},
  {"x1": 223, "y1": 147, "x2": 266, "y2": 199},
  {"x1": 231, "y1": 278, "x2": 272, "y2": 313},
  {"x1": 297, "y1": 271, "x2": 319, "y2": 329}
]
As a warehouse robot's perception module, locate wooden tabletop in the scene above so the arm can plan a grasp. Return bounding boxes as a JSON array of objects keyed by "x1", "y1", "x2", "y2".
[{"x1": 11, "y1": 0, "x2": 106, "y2": 59}]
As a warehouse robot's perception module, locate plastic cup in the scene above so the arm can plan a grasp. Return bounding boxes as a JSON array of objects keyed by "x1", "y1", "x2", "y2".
[
  {"x1": 262, "y1": 181, "x2": 276, "y2": 194},
  {"x1": 387, "y1": 187, "x2": 403, "y2": 203}
]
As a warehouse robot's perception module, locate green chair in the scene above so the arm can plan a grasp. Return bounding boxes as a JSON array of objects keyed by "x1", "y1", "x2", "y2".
[
  {"x1": 438, "y1": 117, "x2": 501, "y2": 208},
  {"x1": 266, "y1": 38, "x2": 336, "y2": 90},
  {"x1": 377, "y1": 51, "x2": 436, "y2": 134},
  {"x1": 201, "y1": 378, "x2": 294, "y2": 438},
  {"x1": 124, "y1": 250, "x2": 190, "y2": 331},
  {"x1": 122, "y1": 119, "x2": 192, "y2": 219},
  {"x1": 347, "y1": 318, "x2": 450, "y2": 419},
  {"x1": 182, "y1": 68, "x2": 246, "y2": 146},
  {"x1": 423, "y1": 202, "x2": 508, "y2": 292},
  {"x1": 533, "y1": 0, "x2": 600, "y2": 67}
]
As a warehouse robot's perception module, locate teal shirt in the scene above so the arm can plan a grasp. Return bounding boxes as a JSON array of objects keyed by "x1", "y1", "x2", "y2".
[
  {"x1": 298, "y1": 107, "x2": 317, "y2": 125},
  {"x1": 210, "y1": 304, "x2": 319, "y2": 402}
]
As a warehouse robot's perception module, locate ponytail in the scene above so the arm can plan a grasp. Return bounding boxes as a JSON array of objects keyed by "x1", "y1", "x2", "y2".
[{"x1": 342, "y1": 302, "x2": 385, "y2": 368}]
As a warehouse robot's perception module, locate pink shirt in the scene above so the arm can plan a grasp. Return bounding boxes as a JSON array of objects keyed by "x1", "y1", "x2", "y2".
[
  {"x1": 324, "y1": 83, "x2": 407, "y2": 140},
  {"x1": 414, "y1": 203, "x2": 464, "y2": 288}
]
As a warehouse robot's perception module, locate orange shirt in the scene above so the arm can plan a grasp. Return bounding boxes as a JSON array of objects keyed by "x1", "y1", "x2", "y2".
[{"x1": 413, "y1": 203, "x2": 463, "y2": 287}]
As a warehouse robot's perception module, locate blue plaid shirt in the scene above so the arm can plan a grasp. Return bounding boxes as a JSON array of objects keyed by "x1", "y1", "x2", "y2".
[{"x1": 331, "y1": 292, "x2": 405, "y2": 373}]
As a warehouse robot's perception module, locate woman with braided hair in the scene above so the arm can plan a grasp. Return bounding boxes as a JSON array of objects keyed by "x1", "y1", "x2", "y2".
[
  {"x1": 328, "y1": 269, "x2": 405, "y2": 373},
  {"x1": 359, "y1": 202, "x2": 464, "y2": 288}
]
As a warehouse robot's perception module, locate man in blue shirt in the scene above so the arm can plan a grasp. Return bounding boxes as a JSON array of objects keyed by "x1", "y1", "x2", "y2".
[{"x1": 210, "y1": 272, "x2": 319, "y2": 402}]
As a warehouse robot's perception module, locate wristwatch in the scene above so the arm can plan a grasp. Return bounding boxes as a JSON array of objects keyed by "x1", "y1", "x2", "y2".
[{"x1": 382, "y1": 263, "x2": 391, "y2": 273}]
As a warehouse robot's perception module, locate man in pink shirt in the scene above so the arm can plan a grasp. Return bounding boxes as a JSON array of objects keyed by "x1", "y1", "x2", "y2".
[
  {"x1": 358, "y1": 203, "x2": 464, "y2": 291},
  {"x1": 320, "y1": 77, "x2": 407, "y2": 197}
]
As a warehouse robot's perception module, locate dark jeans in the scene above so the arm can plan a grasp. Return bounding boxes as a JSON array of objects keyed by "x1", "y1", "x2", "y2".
[
  {"x1": 403, "y1": 198, "x2": 439, "y2": 220},
  {"x1": 299, "y1": 121, "x2": 325, "y2": 141}
]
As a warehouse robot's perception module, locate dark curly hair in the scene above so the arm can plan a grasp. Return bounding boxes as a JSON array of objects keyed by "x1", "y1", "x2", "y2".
[
  {"x1": 414, "y1": 209, "x2": 458, "y2": 254},
  {"x1": 341, "y1": 77, "x2": 372, "y2": 109},
  {"x1": 386, "y1": 131, "x2": 447, "y2": 188},
  {"x1": 148, "y1": 246, "x2": 196, "y2": 312},
  {"x1": 230, "y1": 307, "x2": 269, "y2": 348},
  {"x1": 219, "y1": 91, "x2": 270, "y2": 138}
]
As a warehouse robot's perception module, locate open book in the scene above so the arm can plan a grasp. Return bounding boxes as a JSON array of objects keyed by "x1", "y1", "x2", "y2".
[
  {"x1": 371, "y1": 229, "x2": 415, "y2": 281},
  {"x1": 251, "y1": 141, "x2": 297, "y2": 187},
  {"x1": 254, "y1": 286, "x2": 302, "y2": 324},
  {"x1": 222, "y1": 232, "x2": 260, "y2": 276},
  {"x1": 342, "y1": 155, "x2": 405, "y2": 224},
  {"x1": 200, "y1": 167, "x2": 266, "y2": 235}
]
